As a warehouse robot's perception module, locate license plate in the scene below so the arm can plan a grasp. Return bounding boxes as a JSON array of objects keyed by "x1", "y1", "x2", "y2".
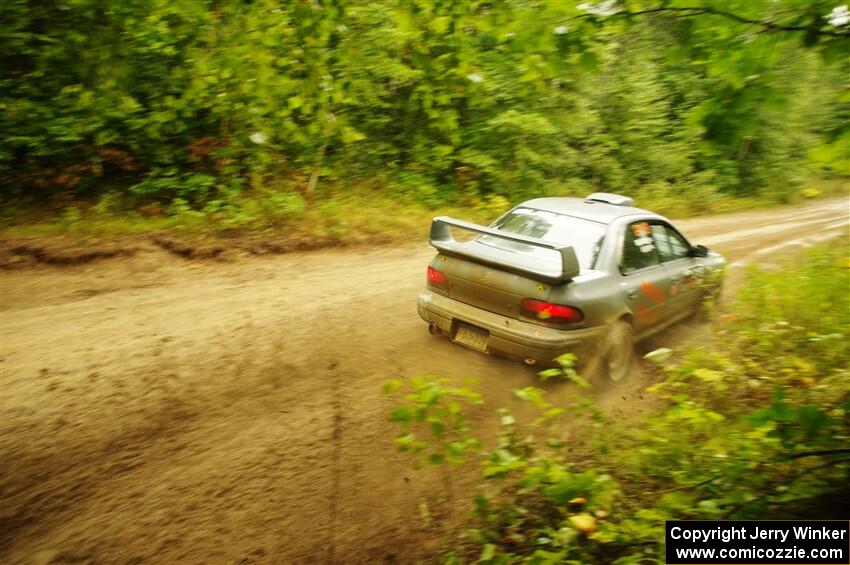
[{"x1": 454, "y1": 324, "x2": 489, "y2": 352}]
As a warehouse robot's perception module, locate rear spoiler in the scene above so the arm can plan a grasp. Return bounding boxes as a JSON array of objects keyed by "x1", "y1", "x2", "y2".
[{"x1": 429, "y1": 216, "x2": 580, "y2": 283}]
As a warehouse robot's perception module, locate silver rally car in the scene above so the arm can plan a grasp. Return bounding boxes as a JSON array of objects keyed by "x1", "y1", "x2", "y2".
[{"x1": 417, "y1": 192, "x2": 725, "y2": 384}]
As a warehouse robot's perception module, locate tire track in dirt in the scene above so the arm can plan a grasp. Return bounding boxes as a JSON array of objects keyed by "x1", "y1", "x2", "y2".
[{"x1": 327, "y1": 359, "x2": 342, "y2": 565}]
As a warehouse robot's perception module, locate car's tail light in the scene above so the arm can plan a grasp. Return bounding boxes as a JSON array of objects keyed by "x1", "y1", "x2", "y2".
[
  {"x1": 427, "y1": 266, "x2": 448, "y2": 291},
  {"x1": 521, "y1": 298, "x2": 583, "y2": 324}
]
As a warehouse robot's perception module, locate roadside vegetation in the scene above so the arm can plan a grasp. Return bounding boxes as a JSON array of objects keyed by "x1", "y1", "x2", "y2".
[
  {"x1": 2, "y1": 1, "x2": 848, "y2": 245},
  {"x1": 385, "y1": 236, "x2": 850, "y2": 563}
]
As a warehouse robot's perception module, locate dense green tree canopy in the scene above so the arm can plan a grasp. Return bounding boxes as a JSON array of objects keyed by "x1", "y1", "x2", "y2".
[{"x1": 2, "y1": 0, "x2": 848, "y2": 211}]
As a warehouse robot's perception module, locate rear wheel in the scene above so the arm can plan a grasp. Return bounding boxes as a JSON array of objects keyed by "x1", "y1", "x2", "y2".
[{"x1": 594, "y1": 319, "x2": 634, "y2": 387}]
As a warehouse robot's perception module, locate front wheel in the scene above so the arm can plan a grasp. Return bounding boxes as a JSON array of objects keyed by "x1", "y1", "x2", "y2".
[
  {"x1": 690, "y1": 281, "x2": 724, "y2": 323},
  {"x1": 594, "y1": 319, "x2": 634, "y2": 387}
]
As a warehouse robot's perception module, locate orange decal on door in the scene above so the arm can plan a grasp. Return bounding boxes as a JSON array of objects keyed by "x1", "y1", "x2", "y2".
[{"x1": 639, "y1": 280, "x2": 667, "y2": 305}]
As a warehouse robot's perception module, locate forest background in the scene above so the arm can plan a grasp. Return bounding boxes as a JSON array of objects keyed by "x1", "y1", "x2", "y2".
[{"x1": 2, "y1": 0, "x2": 848, "y2": 242}]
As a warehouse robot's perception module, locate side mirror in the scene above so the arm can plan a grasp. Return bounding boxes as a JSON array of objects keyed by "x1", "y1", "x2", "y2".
[{"x1": 689, "y1": 244, "x2": 709, "y2": 258}]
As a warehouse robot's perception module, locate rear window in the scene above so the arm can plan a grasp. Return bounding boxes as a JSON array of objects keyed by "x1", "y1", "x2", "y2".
[{"x1": 480, "y1": 207, "x2": 606, "y2": 269}]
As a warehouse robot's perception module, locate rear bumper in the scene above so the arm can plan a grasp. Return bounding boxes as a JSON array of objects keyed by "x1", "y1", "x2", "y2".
[{"x1": 417, "y1": 290, "x2": 606, "y2": 365}]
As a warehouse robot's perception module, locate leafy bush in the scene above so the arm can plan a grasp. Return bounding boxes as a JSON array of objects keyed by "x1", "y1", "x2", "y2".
[{"x1": 130, "y1": 171, "x2": 220, "y2": 203}]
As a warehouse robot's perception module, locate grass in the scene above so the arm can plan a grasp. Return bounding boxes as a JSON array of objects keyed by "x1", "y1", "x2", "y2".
[
  {"x1": 2, "y1": 177, "x2": 846, "y2": 248},
  {"x1": 0, "y1": 187, "x2": 508, "y2": 248}
]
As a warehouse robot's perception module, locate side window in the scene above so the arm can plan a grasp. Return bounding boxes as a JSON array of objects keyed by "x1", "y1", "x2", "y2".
[
  {"x1": 651, "y1": 224, "x2": 689, "y2": 262},
  {"x1": 651, "y1": 225, "x2": 673, "y2": 259},
  {"x1": 621, "y1": 221, "x2": 660, "y2": 274},
  {"x1": 666, "y1": 226, "x2": 690, "y2": 258}
]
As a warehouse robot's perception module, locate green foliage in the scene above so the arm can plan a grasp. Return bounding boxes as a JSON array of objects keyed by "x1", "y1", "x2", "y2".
[
  {"x1": 387, "y1": 238, "x2": 850, "y2": 563},
  {"x1": 2, "y1": 0, "x2": 847, "y2": 218},
  {"x1": 537, "y1": 353, "x2": 592, "y2": 390},
  {"x1": 131, "y1": 171, "x2": 220, "y2": 202},
  {"x1": 383, "y1": 376, "x2": 484, "y2": 467}
]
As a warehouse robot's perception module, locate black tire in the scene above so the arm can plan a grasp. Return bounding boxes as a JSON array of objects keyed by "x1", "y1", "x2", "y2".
[{"x1": 594, "y1": 319, "x2": 634, "y2": 387}]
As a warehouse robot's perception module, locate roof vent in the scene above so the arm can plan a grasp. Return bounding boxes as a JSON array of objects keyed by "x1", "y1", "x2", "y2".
[{"x1": 584, "y1": 192, "x2": 635, "y2": 207}]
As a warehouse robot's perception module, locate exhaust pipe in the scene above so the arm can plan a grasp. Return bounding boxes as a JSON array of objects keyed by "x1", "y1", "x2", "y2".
[
  {"x1": 428, "y1": 323, "x2": 440, "y2": 335},
  {"x1": 523, "y1": 357, "x2": 537, "y2": 366}
]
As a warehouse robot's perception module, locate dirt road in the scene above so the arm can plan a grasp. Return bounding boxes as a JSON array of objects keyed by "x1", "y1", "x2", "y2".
[{"x1": 1, "y1": 197, "x2": 847, "y2": 564}]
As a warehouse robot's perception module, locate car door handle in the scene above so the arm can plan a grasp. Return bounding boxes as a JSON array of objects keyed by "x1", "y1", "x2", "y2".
[{"x1": 627, "y1": 289, "x2": 639, "y2": 300}]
